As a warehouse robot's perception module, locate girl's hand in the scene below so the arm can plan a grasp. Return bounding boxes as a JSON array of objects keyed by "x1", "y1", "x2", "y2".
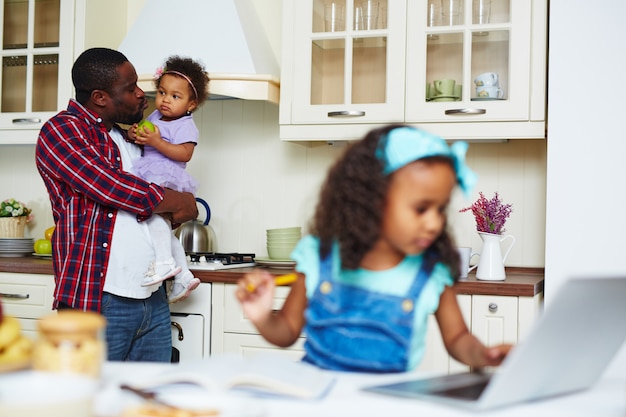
[
  {"x1": 482, "y1": 343, "x2": 513, "y2": 367},
  {"x1": 235, "y1": 270, "x2": 276, "y2": 324},
  {"x1": 134, "y1": 124, "x2": 162, "y2": 147}
]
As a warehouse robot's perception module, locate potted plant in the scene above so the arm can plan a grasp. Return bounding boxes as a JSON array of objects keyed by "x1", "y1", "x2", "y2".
[
  {"x1": 0, "y1": 198, "x2": 33, "y2": 238},
  {"x1": 460, "y1": 192, "x2": 514, "y2": 281}
]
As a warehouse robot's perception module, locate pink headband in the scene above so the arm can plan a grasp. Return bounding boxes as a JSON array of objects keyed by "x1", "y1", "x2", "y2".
[{"x1": 161, "y1": 70, "x2": 198, "y2": 100}]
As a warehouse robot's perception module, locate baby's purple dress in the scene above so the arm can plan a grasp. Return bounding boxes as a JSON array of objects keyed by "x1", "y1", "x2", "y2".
[{"x1": 132, "y1": 110, "x2": 199, "y2": 193}]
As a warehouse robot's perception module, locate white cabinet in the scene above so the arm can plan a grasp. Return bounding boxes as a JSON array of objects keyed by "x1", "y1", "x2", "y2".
[
  {"x1": 210, "y1": 283, "x2": 305, "y2": 360},
  {"x1": 0, "y1": 0, "x2": 77, "y2": 144},
  {"x1": 279, "y1": 0, "x2": 547, "y2": 142},
  {"x1": 0, "y1": 272, "x2": 55, "y2": 339},
  {"x1": 417, "y1": 291, "x2": 543, "y2": 374}
]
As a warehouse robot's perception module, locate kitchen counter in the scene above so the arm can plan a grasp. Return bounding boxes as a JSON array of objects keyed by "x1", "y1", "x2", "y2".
[
  {"x1": 0, "y1": 256, "x2": 544, "y2": 297},
  {"x1": 94, "y1": 359, "x2": 624, "y2": 417}
]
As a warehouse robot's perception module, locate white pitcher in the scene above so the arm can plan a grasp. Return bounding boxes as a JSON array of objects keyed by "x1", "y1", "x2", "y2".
[{"x1": 475, "y1": 232, "x2": 515, "y2": 281}]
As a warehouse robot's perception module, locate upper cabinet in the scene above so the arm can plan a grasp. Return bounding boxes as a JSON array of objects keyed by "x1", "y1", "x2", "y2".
[
  {"x1": 0, "y1": 0, "x2": 76, "y2": 144},
  {"x1": 279, "y1": 0, "x2": 547, "y2": 142}
]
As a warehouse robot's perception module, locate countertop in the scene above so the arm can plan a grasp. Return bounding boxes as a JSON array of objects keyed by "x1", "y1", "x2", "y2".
[
  {"x1": 0, "y1": 256, "x2": 544, "y2": 297},
  {"x1": 94, "y1": 360, "x2": 624, "y2": 417}
]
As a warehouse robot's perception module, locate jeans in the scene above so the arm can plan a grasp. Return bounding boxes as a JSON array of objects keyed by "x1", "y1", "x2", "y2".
[{"x1": 102, "y1": 285, "x2": 172, "y2": 362}]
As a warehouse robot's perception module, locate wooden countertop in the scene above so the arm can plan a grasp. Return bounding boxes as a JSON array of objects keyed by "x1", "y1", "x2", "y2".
[{"x1": 0, "y1": 257, "x2": 544, "y2": 297}]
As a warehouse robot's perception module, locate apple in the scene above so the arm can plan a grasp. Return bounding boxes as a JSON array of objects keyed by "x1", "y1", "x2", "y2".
[
  {"x1": 44, "y1": 225, "x2": 55, "y2": 241},
  {"x1": 137, "y1": 119, "x2": 155, "y2": 133},
  {"x1": 34, "y1": 239, "x2": 52, "y2": 255}
]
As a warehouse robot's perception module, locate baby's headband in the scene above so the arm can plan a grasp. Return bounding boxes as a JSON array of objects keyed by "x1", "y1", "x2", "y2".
[
  {"x1": 154, "y1": 67, "x2": 198, "y2": 100},
  {"x1": 376, "y1": 126, "x2": 477, "y2": 196}
]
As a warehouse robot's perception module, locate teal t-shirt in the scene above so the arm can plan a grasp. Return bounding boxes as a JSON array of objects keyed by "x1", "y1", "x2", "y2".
[{"x1": 291, "y1": 235, "x2": 454, "y2": 370}]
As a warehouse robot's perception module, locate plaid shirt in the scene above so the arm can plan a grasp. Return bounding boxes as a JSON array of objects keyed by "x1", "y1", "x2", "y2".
[{"x1": 35, "y1": 99, "x2": 164, "y2": 312}]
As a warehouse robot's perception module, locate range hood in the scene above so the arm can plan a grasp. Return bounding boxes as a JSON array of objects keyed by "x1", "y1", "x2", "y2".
[{"x1": 119, "y1": 0, "x2": 280, "y2": 103}]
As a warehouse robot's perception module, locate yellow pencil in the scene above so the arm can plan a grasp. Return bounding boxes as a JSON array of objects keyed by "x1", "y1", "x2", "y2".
[{"x1": 246, "y1": 273, "x2": 298, "y2": 292}]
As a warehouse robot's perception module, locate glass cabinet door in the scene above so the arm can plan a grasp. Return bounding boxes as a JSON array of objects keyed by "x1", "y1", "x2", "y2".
[
  {"x1": 290, "y1": 0, "x2": 406, "y2": 124},
  {"x1": 406, "y1": 0, "x2": 531, "y2": 123},
  {"x1": 1, "y1": 0, "x2": 71, "y2": 133}
]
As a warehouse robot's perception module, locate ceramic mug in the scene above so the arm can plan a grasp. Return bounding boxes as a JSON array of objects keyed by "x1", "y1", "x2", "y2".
[
  {"x1": 457, "y1": 247, "x2": 480, "y2": 279},
  {"x1": 476, "y1": 85, "x2": 503, "y2": 98},
  {"x1": 434, "y1": 79, "x2": 456, "y2": 96},
  {"x1": 474, "y1": 72, "x2": 499, "y2": 87}
]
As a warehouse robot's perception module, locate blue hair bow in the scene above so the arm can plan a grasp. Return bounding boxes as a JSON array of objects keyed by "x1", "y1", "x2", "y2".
[{"x1": 376, "y1": 127, "x2": 477, "y2": 196}]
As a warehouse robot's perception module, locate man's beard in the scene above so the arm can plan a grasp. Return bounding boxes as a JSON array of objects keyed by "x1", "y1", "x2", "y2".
[{"x1": 113, "y1": 98, "x2": 145, "y2": 125}]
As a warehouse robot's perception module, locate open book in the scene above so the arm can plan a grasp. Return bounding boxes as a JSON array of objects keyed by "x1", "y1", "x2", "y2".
[{"x1": 124, "y1": 353, "x2": 336, "y2": 401}]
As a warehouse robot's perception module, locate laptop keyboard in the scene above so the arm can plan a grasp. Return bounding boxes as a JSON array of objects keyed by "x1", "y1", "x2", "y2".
[{"x1": 432, "y1": 380, "x2": 489, "y2": 400}]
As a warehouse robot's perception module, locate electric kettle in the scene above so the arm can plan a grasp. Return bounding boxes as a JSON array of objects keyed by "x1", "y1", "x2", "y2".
[{"x1": 175, "y1": 197, "x2": 217, "y2": 253}]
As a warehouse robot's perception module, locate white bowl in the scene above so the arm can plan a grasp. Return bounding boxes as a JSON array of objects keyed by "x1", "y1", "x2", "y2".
[
  {"x1": 267, "y1": 246, "x2": 295, "y2": 260},
  {"x1": 266, "y1": 236, "x2": 301, "y2": 244},
  {"x1": 0, "y1": 371, "x2": 97, "y2": 417},
  {"x1": 266, "y1": 227, "x2": 301, "y2": 234}
]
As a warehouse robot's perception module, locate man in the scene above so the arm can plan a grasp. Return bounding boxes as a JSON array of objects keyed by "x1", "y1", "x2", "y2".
[{"x1": 35, "y1": 48, "x2": 198, "y2": 362}]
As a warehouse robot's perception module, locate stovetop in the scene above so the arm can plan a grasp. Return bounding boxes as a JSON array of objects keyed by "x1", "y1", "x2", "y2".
[{"x1": 187, "y1": 252, "x2": 256, "y2": 271}]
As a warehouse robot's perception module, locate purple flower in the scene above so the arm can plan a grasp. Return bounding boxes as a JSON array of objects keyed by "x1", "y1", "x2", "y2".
[{"x1": 460, "y1": 192, "x2": 513, "y2": 235}]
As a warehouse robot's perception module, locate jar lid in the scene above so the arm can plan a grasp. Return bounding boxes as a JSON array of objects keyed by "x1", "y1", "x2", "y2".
[{"x1": 38, "y1": 310, "x2": 106, "y2": 334}]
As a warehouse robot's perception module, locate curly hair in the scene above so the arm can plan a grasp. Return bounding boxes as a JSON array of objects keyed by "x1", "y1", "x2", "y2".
[
  {"x1": 72, "y1": 48, "x2": 129, "y2": 104},
  {"x1": 310, "y1": 124, "x2": 461, "y2": 281},
  {"x1": 154, "y1": 55, "x2": 210, "y2": 105}
]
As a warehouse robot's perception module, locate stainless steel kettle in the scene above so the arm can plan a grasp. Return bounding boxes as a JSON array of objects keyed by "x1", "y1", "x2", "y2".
[{"x1": 175, "y1": 198, "x2": 217, "y2": 253}]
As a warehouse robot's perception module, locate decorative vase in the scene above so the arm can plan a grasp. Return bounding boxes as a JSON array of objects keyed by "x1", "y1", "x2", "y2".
[
  {"x1": 0, "y1": 216, "x2": 27, "y2": 238},
  {"x1": 475, "y1": 232, "x2": 516, "y2": 281}
]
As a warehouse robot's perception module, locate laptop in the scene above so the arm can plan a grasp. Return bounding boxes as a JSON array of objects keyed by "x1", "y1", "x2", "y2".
[{"x1": 363, "y1": 276, "x2": 626, "y2": 410}]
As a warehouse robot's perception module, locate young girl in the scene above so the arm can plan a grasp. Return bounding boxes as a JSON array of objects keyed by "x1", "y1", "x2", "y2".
[
  {"x1": 236, "y1": 125, "x2": 512, "y2": 372},
  {"x1": 128, "y1": 55, "x2": 209, "y2": 303}
]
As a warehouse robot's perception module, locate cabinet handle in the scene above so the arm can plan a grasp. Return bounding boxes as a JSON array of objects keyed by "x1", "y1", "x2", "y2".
[
  {"x1": 0, "y1": 292, "x2": 30, "y2": 299},
  {"x1": 12, "y1": 118, "x2": 42, "y2": 124},
  {"x1": 488, "y1": 302, "x2": 498, "y2": 313},
  {"x1": 327, "y1": 110, "x2": 366, "y2": 118},
  {"x1": 171, "y1": 321, "x2": 184, "y2": 341},
  {"x1": 444, "y1": 109, "x2": 487, "y2": 115}
]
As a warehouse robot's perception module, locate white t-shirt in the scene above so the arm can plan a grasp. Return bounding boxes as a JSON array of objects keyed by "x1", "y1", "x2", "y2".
[{"x1": 105, "y1": 128, "x2": 159, "y2": 298}]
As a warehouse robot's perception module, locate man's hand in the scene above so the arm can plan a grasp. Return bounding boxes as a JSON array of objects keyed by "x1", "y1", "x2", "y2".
[{"x1": 155, "y1": 189, "x2": 198, "y2": 224}]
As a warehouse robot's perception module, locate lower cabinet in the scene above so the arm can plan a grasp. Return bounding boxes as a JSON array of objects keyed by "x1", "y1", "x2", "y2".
[
  {"x1": 418, "y1": 292, "x2": 544, "y2": 374},
  {"x1": 0, "y1": 272, "x2": 56, "y2": 339},
  {"x1": 210, "y1": 283, "x2": 305, "y2": 360}
]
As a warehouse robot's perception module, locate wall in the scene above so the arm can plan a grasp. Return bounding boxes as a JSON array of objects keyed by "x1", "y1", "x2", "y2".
[
  {"x1": 1, "y1": 103, "x2": 546, "y2": 267},
  {"x1": 546, "y1": 1, "x2": 626, "y2": 295},
  {"x1": 0, "y1": 0, "x2": 547, "y2": 268},
  {"x1": 546, "y1": 0, "x2": 626, "y2": 377}
]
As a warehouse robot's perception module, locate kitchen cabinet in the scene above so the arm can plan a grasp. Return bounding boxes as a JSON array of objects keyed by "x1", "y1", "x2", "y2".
[
  {"x1": 418, "y1": 288, "x2": 543, "y2": 374},
  {"x1": 0, "y1": 0, "x2": 77, "y2": 144},
  {"x1": 210, "y1": 283, "x2": 306, "y2": 360},
  {"x1": 279, "y1": 0, "x2": 547, "y2": 142},
  {"x1": 0, "y1": 272, "x2": 55, "y2": 339}
]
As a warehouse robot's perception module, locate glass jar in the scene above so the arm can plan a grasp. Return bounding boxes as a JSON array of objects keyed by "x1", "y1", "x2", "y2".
[{"x1": 34, "y1": 310, "x2": 106, "y2": 378}]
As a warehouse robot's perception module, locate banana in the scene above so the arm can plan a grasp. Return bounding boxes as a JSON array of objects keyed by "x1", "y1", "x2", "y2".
[
  {"x1": 0, "y1": 316, "x2": 21, "y2": 350},
  {"x1": 0, "y1": 335, "x2": 33, "y2": 364}
]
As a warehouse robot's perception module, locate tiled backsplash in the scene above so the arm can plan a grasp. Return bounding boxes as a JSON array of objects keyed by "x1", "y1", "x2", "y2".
[{"x1": 0, "y1": 100, "x2": 546, "y2": 267}]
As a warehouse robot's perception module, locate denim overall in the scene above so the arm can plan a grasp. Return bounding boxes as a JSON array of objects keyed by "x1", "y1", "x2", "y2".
[{"x1": 303, "y1": 254, "x2": 434, "y2": 373}]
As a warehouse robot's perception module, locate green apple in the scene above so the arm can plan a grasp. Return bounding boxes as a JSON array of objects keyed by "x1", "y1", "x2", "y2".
[
  {"x1": 34, "y1": 239, "x2": 52, "y2": 255},
  {"x1": 137, "y1": 119, "x2": 155, "y2": 133}
]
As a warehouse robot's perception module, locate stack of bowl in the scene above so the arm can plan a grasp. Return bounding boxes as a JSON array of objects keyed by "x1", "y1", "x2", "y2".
[{"x1": 266, "y1": 227, "x2": 301, "y2": 260}]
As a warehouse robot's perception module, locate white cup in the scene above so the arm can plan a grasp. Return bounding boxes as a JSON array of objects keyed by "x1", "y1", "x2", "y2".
[
  {"x1": 474, "y1": 72, "x2": 499, "y2": 87},
  {"x1": 457, "y1": 247, "x2": 480, "y2": 279},
  {"x1": 476, "y1": 85, "x2": 504, "y2": 98}
]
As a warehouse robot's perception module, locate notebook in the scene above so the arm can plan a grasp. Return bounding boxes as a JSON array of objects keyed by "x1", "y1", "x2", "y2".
[{"x1": 363, "y1": 276, "x2": 626, "y2": 410}]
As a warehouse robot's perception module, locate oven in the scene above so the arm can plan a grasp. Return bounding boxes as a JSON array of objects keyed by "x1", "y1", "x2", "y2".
[{"x1": 169, "y1": 252, "x2": 255, "y2": 362}]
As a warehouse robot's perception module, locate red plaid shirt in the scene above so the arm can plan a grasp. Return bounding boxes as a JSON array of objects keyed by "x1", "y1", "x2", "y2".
[{"x1": 35, "y1": 99, "x2": 165, "y2": 312}]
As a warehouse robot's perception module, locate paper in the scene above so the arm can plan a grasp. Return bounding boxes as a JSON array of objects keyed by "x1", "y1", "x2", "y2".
[{"x1": 125, "y1": 353, "x2": 335, "y2": 401}]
